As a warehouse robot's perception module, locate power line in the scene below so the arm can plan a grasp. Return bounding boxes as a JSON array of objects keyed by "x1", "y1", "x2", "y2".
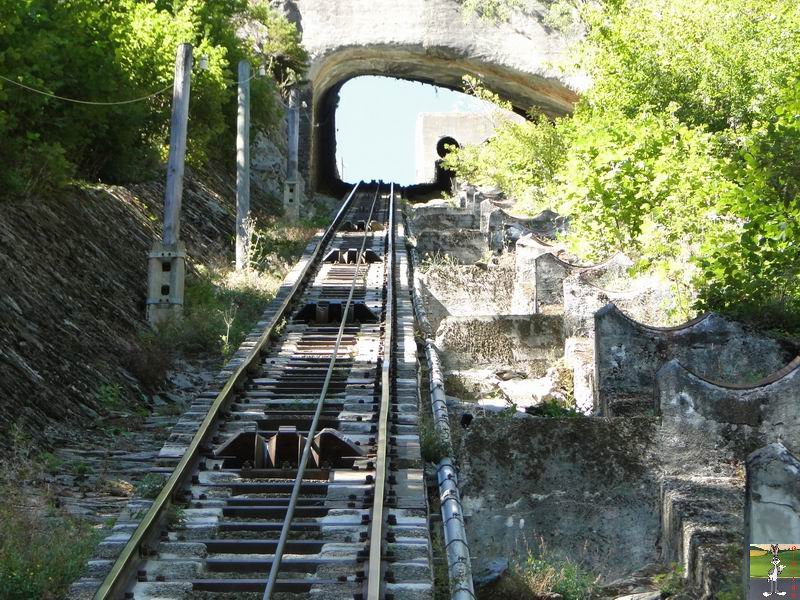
[{"x1": 0, "y1": 74, "x2": 174, "y2": 106}]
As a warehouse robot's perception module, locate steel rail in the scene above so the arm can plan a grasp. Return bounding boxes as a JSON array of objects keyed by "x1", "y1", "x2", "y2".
[
  {"x1": 263, "y1": 184, "x2": 383, "y2": 599},
  {"x1": 367, "y1": 182, "x2": 395, "y2": 600},
  {"x1": 93, "y1": 181, "x2": 362, "y2": 600}
]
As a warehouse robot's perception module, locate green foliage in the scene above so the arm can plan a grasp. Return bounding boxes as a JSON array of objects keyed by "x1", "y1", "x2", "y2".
[
  {"x1": 0, "y1": 1, "x2": 306, "y2": 196},
  {"x1": 442, "y1": 108, "x2": 566, "y2": 207},
  {"x1": 0, "y1": 500, "x2": 101, "y2": 600},
  {"x1": 419, "y1": 419, "x2": 449, "y2": 463},
  {"x1": 136, "y1": 473, "x2": 167, "y2": 499},
  {"x1": 525, "y1": 399, "x2": 582, "y2": 418},
  {"x1": 653, "y1": 562, "x2": 685, "y2": 596},
  {"x1": 484, "y1": 550, "x2": 599, "y2": 599},
  {"x1": 95, "y1": 382, "x2": 124, "y2": 409},
  {"x1": 447, "y1": 0, "x2": 800, "y2": 328},
  {"x1": 459, "y1": 0, "x2": 526, "y2": 22}
]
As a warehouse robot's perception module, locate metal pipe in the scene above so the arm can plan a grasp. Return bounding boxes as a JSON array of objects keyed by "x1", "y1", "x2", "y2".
[
  {"x1": 263, "y1": 183, "x2": 382, "y2": 599},
  {"x1": 406, "y1": 216, "x2": 476, "y2": 600},
  {"x1": 438, "y1": 458, "x2": 475, "y2": 600}
]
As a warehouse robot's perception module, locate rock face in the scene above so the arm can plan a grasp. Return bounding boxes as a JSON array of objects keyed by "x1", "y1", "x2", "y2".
[
  {"x1": 269, "y1": 0, "x2": 578, "y2": 188},
  {"x1": 0, "y1": 169, "x2": 274, "y2": 443}
]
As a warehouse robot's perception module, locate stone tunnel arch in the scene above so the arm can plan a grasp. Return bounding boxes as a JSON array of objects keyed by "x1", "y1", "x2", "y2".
[{"x1": 270, "y1": 0, "x2": 581, "y2": 193}]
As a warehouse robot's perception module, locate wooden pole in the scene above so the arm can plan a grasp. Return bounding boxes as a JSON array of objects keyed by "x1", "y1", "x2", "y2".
[
  {"x1": 287, "y1": 88, "x2": 299, "y2": 181},
  {"x1": 235, "y1": 60, "x2": 251, "y2": 271},
  {"x1": 162, "y1": 43, "x2": 193, "y2": 246}
]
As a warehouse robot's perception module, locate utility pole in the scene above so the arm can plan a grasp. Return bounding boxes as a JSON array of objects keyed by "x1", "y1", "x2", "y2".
[
  {"x1": 235, "y1": 60, "x2": 251, "y2": 271},
  {"x1": 283, "y1": 87, "x2": 302, "y2": 221},
  {"x1": 147, "y1": 43, "x2": 193, "y2": 325}
]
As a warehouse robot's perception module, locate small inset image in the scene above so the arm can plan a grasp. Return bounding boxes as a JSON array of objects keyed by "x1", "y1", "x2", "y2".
[{"x1": 750, "y1": 544, "x2": 800, "y2": 598}]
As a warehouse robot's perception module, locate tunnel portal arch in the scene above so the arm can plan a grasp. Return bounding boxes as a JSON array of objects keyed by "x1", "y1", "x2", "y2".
[{"x1": 269, "y1": 0, "x2": 581, "y2": 192}]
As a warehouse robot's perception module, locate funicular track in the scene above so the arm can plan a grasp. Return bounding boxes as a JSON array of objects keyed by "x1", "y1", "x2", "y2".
[{"x1": 79, "y1": 182, "x2": 432, "y2": 600}]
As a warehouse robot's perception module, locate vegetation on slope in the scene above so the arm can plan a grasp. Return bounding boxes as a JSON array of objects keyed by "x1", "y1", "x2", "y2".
[
  {"x1": 0, "y1": 0, "x2": 306, "y2": 196},
  {"x1": 448, "y1": 0, "x2": 800, "y2": 329}
]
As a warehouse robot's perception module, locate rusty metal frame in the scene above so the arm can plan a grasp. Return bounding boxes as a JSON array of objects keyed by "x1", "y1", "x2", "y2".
[{"x1": 93, "y1": 182, "x2": 362, "y2": 600}]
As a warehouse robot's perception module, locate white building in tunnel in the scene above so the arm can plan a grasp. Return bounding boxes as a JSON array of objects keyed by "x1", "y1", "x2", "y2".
[{"x1": 414, "y1": 111, "x2": 525, "y2": 183}]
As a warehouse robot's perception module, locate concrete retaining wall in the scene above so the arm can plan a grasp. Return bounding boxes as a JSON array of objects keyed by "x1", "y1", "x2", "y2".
[
  {"x1": 435, "y1": 314, "x2": 563, "y2": 372},
  {"x1": 595, "y1": 304, "x2": 796, "y2": 415},
  {"x1": 563, "y1": 270, "x2": 669, "y2": 339}
]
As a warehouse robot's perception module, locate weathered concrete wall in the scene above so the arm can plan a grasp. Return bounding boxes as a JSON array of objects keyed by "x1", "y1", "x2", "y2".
[
  {"x1": 513, "y1": 247, "x2": 632, "y2": 317},
  {"x1": 655, "y1": 358, "x2": 800, "y2": 596},
  {"x1": 510, "y1": 235, "x2": 560, "y2": 313},
  {"x1": 595, "y1": 304, "x2": 796, "y2": 416},
  {"x1": 653, "y1": 360, "x2": 765, "y2": 597},
  {"x1": 562, "y1": 265, "x2": 676, "y2": 340},
  {"x1": 269, "y1": 0, "x2": 579, "y2": 188},
  {"x1": 419, "y1": 258, "x2": 515, "y2": 332},
  {"x1": 410, "y1": 199, "x2": 488, "y2": 263},
  {"x1": 458, "y1": 417, "x2": 660, "y2": 581},
  {"x1": 436, "y1": 314, "x2": 563, "y2": 372}
]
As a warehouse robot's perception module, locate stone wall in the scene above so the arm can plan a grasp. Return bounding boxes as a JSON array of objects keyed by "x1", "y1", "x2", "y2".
[
  {"x1": 655, "y1": 360, "x2": 800, "y2": 597},
  {"x1": 746, "y1": 443, "x2": 800, "y2": 596},
  {"x1": 595, "y1": 304, "x2": 796, "y2": 415},
  {"x1": 435, "y1": 314, "x2": 563, "y2": 372},
  {"x1": 458, "y1": 416, "x2": 660, "y2": 582},
  {"x1": 418, "y1": 258, "x2": 515, "y2": 332}
]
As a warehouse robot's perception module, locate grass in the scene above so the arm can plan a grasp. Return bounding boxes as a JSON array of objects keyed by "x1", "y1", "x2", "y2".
[
  {"x1": 124, "y1": 216, "x2": 321, "y2": 393},
  {"x1": 419, "y1": 418, "x2": 449, "y2": 464},
  {"x1": 0, "y1": 500, "x2": 102, "y2": 600},
  {"x1": 0, "y1": 429, "x2": 103, "y2": 600},
  {"x1": 135, "y1": 473, "x2": 167, "y2": 500},
  {"x1": 653, "y1": 562, "x2": 685, "y2": 596},
  {"x1": 480, "y1": 550, "x2": 600, "y2": 600}
]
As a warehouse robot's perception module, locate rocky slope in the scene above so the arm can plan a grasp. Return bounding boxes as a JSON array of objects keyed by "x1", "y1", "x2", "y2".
[{"x1": 0, "y1": 167, "x2": 278, "y2": 446}]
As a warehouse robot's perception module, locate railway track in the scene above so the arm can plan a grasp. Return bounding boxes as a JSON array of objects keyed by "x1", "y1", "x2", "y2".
[{"x1": 72, "y1": 182, "x2": 433, "y2": 600}]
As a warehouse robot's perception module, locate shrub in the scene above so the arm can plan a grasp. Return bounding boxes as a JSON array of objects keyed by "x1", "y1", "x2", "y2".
[
  {"x1": 0, "y1": 1, "x2": 306, "y2": 196},
  {"x1": 482, "y1": 550, "x2": 600, "y2": 599},
  {"x1": 0, "y1": 500, "x2": 101, "y2": 600}
]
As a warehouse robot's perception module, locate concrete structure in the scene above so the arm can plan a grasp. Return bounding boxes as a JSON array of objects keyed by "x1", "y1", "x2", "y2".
[
  {"x1": 269, "y1": 0, "x2": 578, "y2": 191},
  {"x1": 415, "y1": 112, "x2": 503, "y2": 183},
  {"x1": 594, "y1": 304, "x2": 796, "y2": 415}
]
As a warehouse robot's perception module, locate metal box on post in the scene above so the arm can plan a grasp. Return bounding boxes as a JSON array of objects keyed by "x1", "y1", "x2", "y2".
[{"x1": 146, "y1": 241, "x2": 186, "y2": 325}]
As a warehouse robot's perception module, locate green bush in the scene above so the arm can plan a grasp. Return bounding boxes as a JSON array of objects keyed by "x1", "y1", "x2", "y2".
[
  {"x1": 446, "y1": 0, "x2": 800, "y2": 329},
  {"x1": 0, "y1": 501, "x2": 101, "y2": 600}
]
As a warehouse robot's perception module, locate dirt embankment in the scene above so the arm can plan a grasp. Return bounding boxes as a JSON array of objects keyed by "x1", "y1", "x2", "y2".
[{"x1": 0, "y1": 168, "x2": 275, "y2": 444}]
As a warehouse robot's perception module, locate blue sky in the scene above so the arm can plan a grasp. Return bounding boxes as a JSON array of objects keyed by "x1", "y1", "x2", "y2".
[{"x1": 335, "y1": 76, "x2": 493, "y2": 185}]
